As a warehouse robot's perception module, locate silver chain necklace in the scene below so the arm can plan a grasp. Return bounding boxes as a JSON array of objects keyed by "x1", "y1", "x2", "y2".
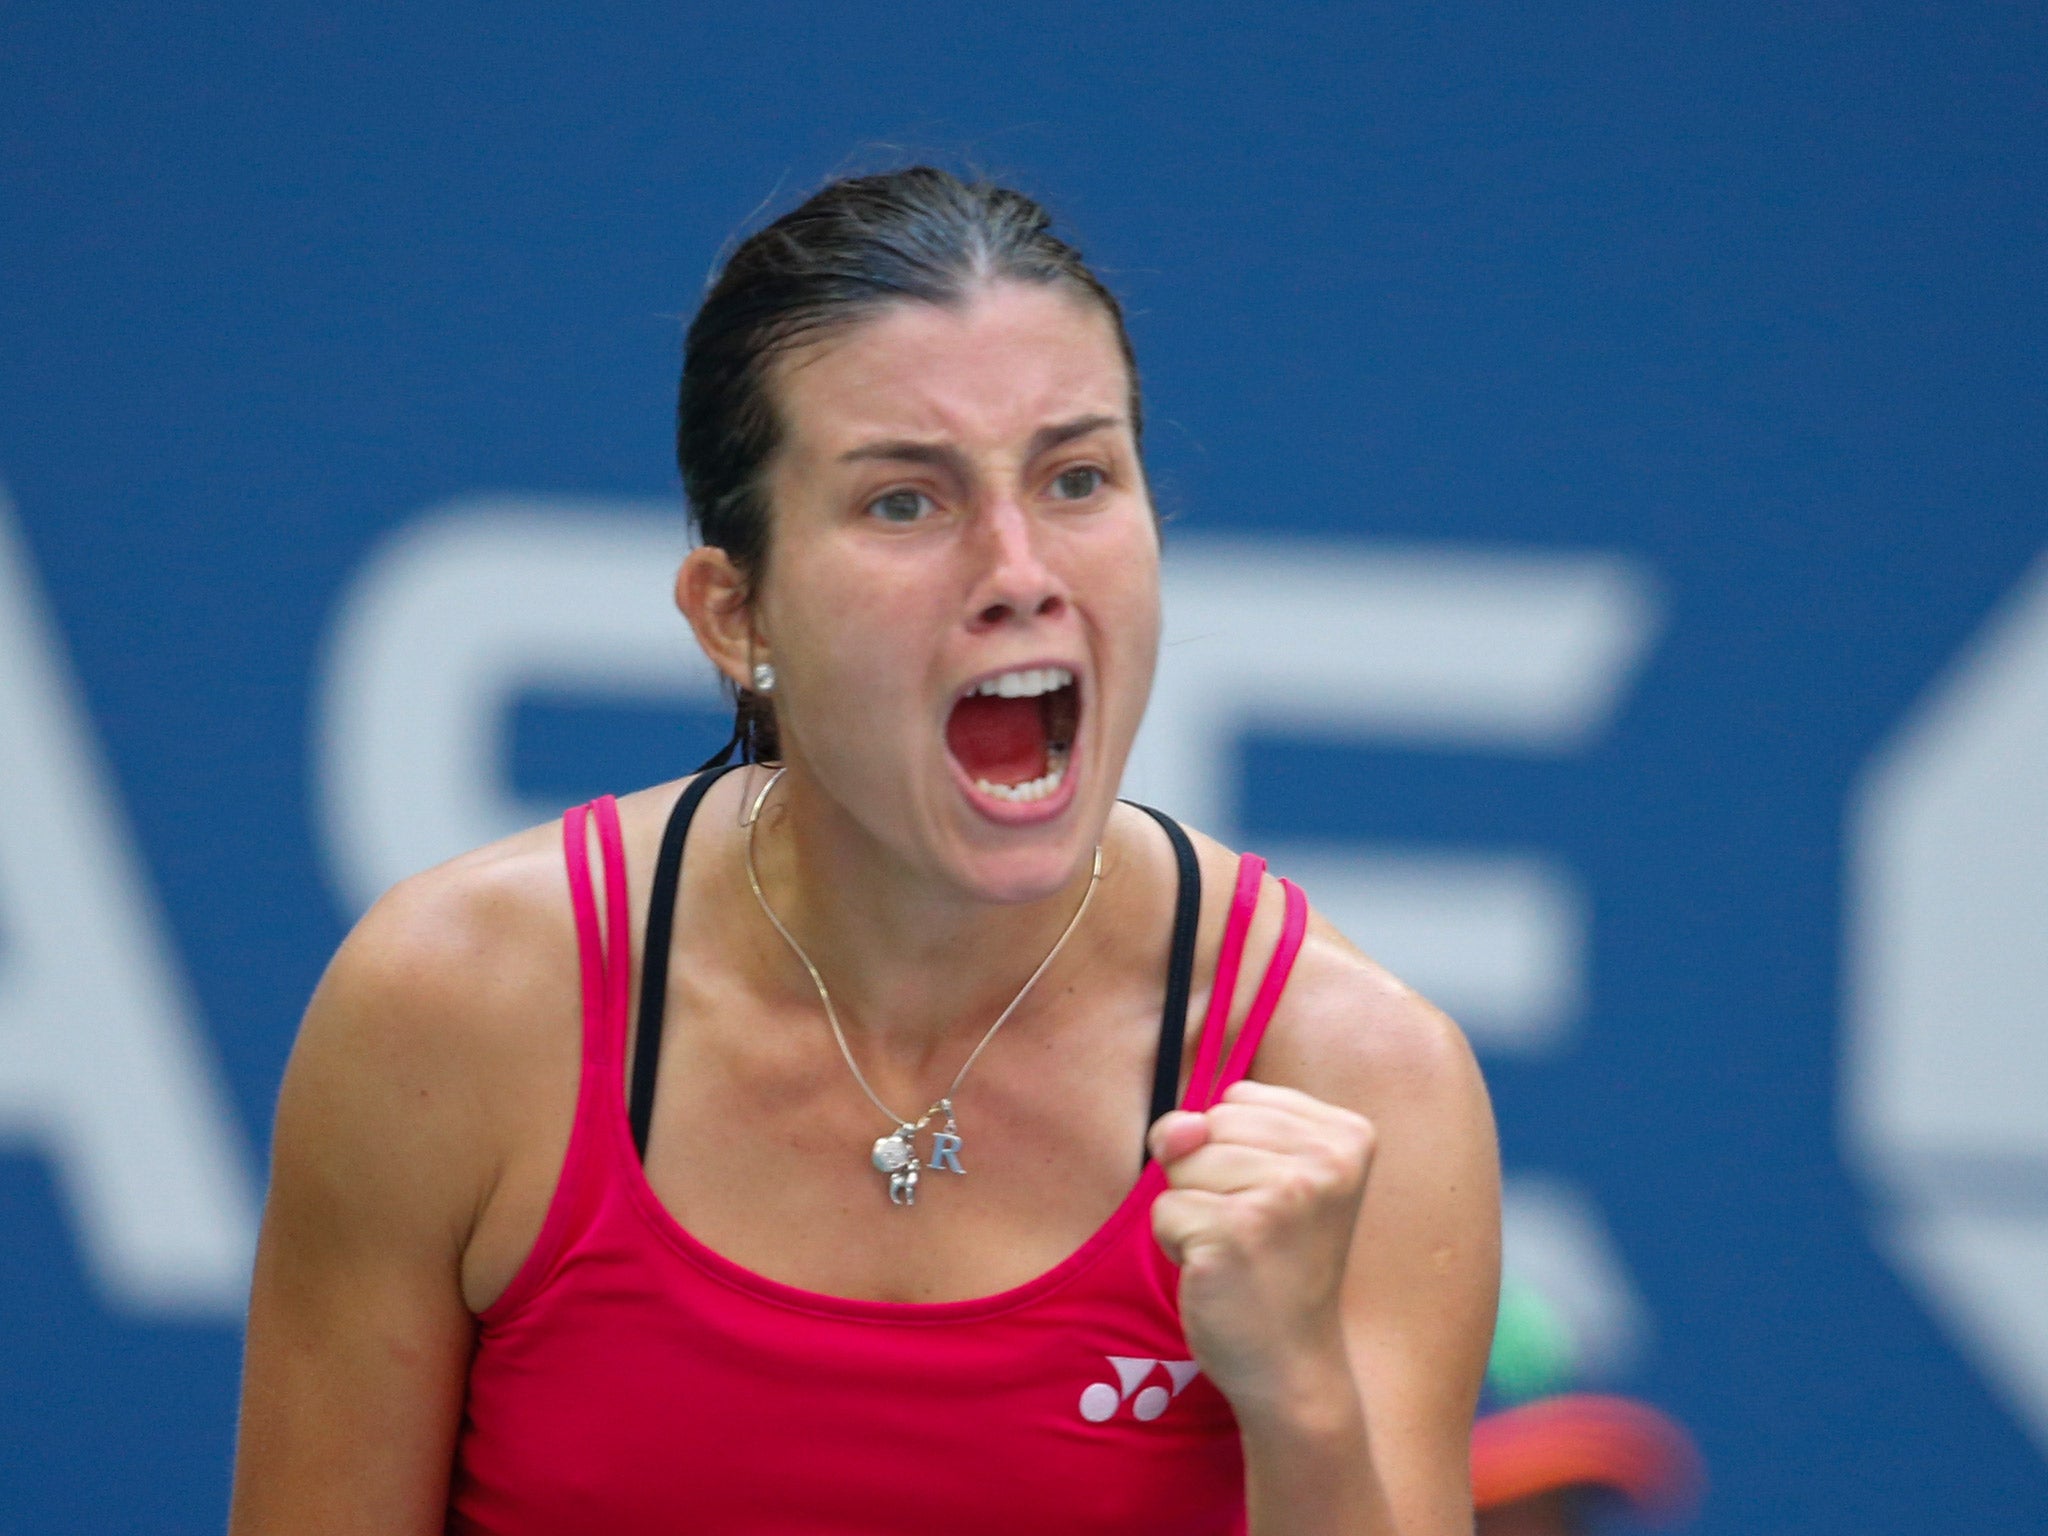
[{"x1": 741, "y1": 767, "x2": 1103, "y2": 1207}]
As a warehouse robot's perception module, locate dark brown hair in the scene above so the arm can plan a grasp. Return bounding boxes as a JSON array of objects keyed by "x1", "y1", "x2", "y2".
[{"x1": 678, "y1": 166, "x2": 1143, "y2": 767}]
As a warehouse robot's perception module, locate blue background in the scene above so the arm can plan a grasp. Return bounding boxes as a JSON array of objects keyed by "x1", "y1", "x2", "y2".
[{"x1": 4, "y1": 3, "x2": 2045, "y2": 1530}]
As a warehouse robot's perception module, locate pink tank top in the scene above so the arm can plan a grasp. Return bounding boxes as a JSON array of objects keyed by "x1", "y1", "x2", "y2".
[{"x1": 448, "y1": 790, "x2": 1309, "y2": 1534}]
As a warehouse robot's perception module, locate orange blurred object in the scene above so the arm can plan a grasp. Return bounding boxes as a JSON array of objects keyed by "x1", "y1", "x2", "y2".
[{"x1": 1472, "y1": 1393, "x2": 1703, "y2": 1522}]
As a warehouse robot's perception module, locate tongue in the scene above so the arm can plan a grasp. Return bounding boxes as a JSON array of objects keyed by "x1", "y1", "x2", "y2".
[{"x1": 946, "y1": 694, "x2": 1047, "y2": 786}]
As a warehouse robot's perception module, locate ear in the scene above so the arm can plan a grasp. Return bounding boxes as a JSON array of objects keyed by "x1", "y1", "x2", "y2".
[{"x1": 676, "y1": 545, "x2": 762, "y2": 690}]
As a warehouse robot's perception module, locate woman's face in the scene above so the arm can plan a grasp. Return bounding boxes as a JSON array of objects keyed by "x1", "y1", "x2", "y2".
[{"x1": 750, "y1": 280, "x2": 1160, "y2": 903}]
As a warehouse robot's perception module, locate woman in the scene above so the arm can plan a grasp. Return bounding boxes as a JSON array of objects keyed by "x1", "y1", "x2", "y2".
[{"x1": 230, "y1": 168, "x2": 1500, "y2": 1535}]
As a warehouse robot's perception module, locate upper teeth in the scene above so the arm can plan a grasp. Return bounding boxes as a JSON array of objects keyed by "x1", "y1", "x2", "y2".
[{"x1": 971, "y1": 666, "x2": 1074, "y2": 699}]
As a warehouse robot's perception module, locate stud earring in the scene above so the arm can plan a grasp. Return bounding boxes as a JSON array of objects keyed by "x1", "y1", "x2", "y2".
[{"x1": 751, "y1": 661, "x2": 776, "y2": 694}]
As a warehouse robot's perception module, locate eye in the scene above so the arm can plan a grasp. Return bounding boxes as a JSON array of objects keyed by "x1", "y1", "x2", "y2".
[
  {"x1": 1051, "y1": 465, "x2": 1105, "y2": 501},
  {"x1": 867, "y1": 487, "x2": 934, "y2": 524}
]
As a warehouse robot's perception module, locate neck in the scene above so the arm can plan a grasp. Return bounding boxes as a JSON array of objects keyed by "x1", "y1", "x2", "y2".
[{"x1": 738, "y1": 763, "x2": 1105, "y2": 1076}]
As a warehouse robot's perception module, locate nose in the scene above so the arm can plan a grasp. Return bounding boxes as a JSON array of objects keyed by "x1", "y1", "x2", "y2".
[{"x1": 968, "y1": 497, "x2": 1068, "y2": 631}]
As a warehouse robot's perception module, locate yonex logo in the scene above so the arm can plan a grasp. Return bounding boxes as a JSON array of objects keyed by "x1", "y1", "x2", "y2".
[{"x1": 1078, "y1": 1355, "x2": 1201, "y2": 1423}]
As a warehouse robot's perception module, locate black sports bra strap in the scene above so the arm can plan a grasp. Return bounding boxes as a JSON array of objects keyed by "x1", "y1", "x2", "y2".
[
  {"x1": 630, "y1": 765, "x2": 740, "y2": 1162},
  {"x1": 1132, "y1": 804, "x2": 1201, "y2": 1163}
]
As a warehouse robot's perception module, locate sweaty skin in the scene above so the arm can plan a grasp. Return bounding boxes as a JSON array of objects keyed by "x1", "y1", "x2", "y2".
[{"x1": 230, "y1": 282, "x2": 1500, "y2": 1536}]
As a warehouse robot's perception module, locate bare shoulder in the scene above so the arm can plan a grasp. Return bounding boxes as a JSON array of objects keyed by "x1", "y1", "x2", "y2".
[
  {"x1": 272, "y1": 815, "x2": 581, "y2": 1254},
  {"x1": 1264, "y1": 907, "x2": 1486, "y2": 1126},
  {"x1": 306, "y1": 817, "x2": 573, "y2": 1085}
]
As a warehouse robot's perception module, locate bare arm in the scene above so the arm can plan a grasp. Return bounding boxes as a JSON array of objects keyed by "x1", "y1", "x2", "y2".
[
  {"x1": 230, "y1": 853, "x2": 568, "y2": 1535},
  {"x1": 1152, "y1": 894, "x2": 1501, "y2": 1536}
]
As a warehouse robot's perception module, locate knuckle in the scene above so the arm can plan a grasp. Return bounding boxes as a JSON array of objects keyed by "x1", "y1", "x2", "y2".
[
  {"x1": 1299, "y1": 1140, "x2": 1350, "y2": 1186},
  {"x1": 1312, "y1": 1155, "x2": 1348, "y2": 1192},
  {"x1": 1277, "y1": 1165, "x2": 1325, "y2": 1207},
  {"x1": 1342, "y1": 1136, "x2": 1374, "y2": 1176},
  {"x1": 1330, "y1": 1114, "x2": 1376, "y2": 1167}
]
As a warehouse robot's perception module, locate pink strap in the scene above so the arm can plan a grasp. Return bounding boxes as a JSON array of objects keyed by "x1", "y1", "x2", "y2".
[
  {"x1": 1181, "y1": 854, "x2": 1266, "y2": 1112},
  {"x1": 562, "y1": 803, "x2": 606, "y2": 1049},
  {"x1": 561, "y1": 796, "x2": 632, "y2": 1075},
  {"x1": 484, "y1": 798, "x2": 630, "y2": 1326},
  {"x1": 1181, "y1": 867, "x2": 1309, "y2": 1113},
  {"x1": 593, "y1": 795, "x2": 632, "y2": 1062},
  {"x1": 1209, "y1": 878, "x2": 1308, "y2": 1100}
]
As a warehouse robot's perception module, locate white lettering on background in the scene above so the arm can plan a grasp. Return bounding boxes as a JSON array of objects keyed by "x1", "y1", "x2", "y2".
[
  {"x1": 1127, "y1": 538, "x2": 1658, "y2": 1048},
  {"x1": 1848, "y1": 548, "x2": 2048, "y2": 1453},
  {"x1": 0, "y1": 486, "x2": 257, "y2": 1316},
  {"x1": 316, "y1": 499, "x2": 722, "y2": 915}
]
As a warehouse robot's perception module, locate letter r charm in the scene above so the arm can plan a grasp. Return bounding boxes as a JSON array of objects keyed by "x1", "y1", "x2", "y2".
[{"x1": 928, "y1": 1130, "x2": 965, "y2": 1174}]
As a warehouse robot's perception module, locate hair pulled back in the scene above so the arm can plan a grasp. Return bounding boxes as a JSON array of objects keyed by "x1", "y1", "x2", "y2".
[{"x1": 678, "y1": 166, "x2": 1142, "y2": 767}]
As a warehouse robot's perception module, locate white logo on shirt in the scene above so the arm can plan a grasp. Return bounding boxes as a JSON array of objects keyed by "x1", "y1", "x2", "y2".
[{"x1": 1078, "y1": 1355, "x2": 1202, "y2": 1422}]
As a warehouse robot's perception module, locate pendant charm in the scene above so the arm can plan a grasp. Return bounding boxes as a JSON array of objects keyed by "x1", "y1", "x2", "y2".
[
  {"x1": 874, "y1": 1125, "x2": 921, "y2": 1206},
  {"x1": 870, "y1": 1104, "x2": 960, "y2": 1207},
  {"x1": 928, "y1": 1103, "x2": 965, "y2": 1175},
  {"x1": 871, "y1": 1127, "x2": 915, "y2": 1174}
]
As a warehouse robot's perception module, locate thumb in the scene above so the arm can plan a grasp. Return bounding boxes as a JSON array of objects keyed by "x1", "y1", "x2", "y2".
[{"x1": 1148, "y1": 1109, "x2": 1210, "y2": 1165}]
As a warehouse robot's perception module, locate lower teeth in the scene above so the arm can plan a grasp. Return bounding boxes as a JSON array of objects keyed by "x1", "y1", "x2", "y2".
[{"x1": 975, "y1": 749, "x2": 1070, "y2": 804}]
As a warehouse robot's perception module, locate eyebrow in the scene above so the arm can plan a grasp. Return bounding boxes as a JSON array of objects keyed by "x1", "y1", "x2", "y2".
[{"x1": 837, "y1": 413, "x2": 1123, "y2": 468}]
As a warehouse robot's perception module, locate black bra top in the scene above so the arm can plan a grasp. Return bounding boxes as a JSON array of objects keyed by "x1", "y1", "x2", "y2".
[{"x1": 627, "y1": 763, "x2": 1203, "y2": 1171}]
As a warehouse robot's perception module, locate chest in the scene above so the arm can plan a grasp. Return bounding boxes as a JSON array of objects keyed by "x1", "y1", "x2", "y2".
[{"x1": 636, "y1": 970, "x2": 1170, "y2": 1304}]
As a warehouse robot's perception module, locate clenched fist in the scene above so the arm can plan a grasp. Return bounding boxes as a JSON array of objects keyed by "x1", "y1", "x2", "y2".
[{"x1": 1148, "y1": 1078, "x2": 1377, "y2": 1419}]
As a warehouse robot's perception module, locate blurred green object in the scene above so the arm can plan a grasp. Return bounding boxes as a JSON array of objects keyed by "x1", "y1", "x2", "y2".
[{"x1": 1488, "y1": 1276, "x2": 1577, "y2": 1403}]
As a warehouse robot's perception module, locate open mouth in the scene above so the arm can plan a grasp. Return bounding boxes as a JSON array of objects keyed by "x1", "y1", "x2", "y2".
[{"x1": 944, "y1": 666, "x2": 1080, "y2": 805}]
